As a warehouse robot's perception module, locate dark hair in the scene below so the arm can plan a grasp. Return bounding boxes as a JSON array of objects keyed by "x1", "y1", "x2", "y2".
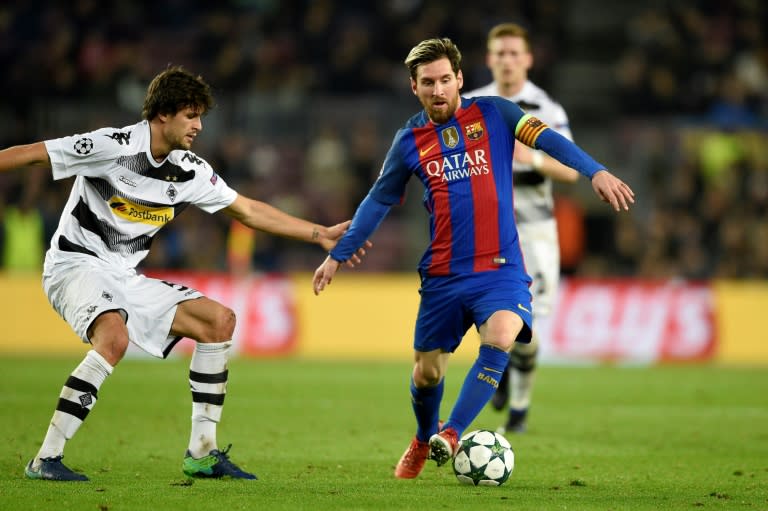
[
  {"x1": 404, "y1": 37, "x2": 462, "y2": 80},
  {"x1": 487, "y1": 23, "x2": 531, "y2": 52},
  {"x1": 141, "y1": 65, "x2": 214, "y2": 120}
]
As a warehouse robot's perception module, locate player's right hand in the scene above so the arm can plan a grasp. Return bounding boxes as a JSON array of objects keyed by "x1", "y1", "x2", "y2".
[{"x1": 313, "y1": 256, "x2": 341, "y2": 295}]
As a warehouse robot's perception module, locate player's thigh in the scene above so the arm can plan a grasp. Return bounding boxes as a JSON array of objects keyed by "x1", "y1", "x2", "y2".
[
  {"x1": 171, "y1": 296, "x2": 235, "y2": 342},
  {"x1": 518, "y1": 220, "x2": 560, "y2": 317},
  {"x1": 468, "y1": 270, "x2": 532, "y2": 348},
  {"x1": 414, "y1": 276, "x2": 472, "y2": 353},
  {"x1": 43, "y1": 257, "x2": 129, "y2": 344}
]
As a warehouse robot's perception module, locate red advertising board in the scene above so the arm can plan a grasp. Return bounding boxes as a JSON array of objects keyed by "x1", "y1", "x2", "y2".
[
  {"x1": 143, "y1": 271, "x2": 297, "y2": 357},
  {"x1": 537, "y1": 279, "x2": 716, "y2": 364}
]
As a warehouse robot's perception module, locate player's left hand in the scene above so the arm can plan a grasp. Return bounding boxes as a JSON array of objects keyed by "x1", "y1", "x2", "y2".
[
  {"x1": 322, "y1": 220, "x2": 351, "y2": 249},
  {"x1": 321, "y1": 221, "x2": 372, "y2": 267},
  {"x1": 590, "y1": 170, "x2": 635, "y2": 212},
  {"x1": 313, "y1": 256, "x2": 341, "y2": 295}
]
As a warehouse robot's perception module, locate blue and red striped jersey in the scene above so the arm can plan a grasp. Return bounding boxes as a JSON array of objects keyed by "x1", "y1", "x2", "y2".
[
  {"x1": 370, "y1": 96, "x2": 527, "y2": 277},
  {"x1": 329, "y1": 95, "x2": 603, "y2": 274}
]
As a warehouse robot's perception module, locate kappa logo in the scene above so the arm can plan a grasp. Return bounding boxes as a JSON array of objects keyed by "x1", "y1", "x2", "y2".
[
  {"x1": 181, "y1": 152, "x2": 203, "y2": 166},
  {"x1": 419, "y1": 143, "x2": 438, "y2": 157},
  {"x1": 105, "y1": 131, "x2": 131, "y2": 146},
  {"x1": 101, "y1": 291, "x2": 113, "y2": 302}
]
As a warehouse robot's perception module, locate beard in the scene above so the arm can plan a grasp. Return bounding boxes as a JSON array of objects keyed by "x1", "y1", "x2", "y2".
[
  {"x1": 171, "y1": 133, "x2": 193, "y2": 151},
  {"x1": 424, "y1": 95, "x2": 459, "y2": 124}
]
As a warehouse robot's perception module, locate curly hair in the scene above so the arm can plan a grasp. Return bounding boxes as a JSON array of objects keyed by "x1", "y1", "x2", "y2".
[{"x1": 141, "y1": 65, "x2": 214, "y2": 120}]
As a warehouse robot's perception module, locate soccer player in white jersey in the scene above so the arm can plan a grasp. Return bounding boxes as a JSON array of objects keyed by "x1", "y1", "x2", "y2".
[
  {"x1": 0, "y1": 66, "x2": 367, "y2": 481},
  {"x1": 464, "y1": 23, "x2": 580, "y2": 434}
]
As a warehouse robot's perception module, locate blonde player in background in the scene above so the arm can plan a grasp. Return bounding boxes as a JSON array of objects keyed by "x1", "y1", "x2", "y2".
[{"x1": 464, "y1": 23, "x2": 579, "y2": 434}]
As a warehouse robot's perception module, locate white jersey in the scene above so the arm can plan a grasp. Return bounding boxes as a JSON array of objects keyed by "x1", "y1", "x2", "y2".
[
  {"x1": 43, "y1": 120, "x2": 237, "y2": 272},
  {"x1": 464, "y1": 80, "x2": 572, "y2": 223}
]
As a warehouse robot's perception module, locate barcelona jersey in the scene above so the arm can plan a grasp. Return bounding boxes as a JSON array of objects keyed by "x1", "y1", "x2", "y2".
[{"x1": 370, "y1": 96, "x2": 527, "y2": 277}]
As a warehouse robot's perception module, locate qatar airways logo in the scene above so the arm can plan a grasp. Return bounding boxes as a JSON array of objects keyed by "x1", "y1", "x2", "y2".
[{"x1": 424, "y1": 149, "x2": 490, "y2": 182}]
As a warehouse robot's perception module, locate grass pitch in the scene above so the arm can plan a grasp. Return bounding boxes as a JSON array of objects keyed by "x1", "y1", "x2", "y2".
[{"x1": 0, "y1": 356, "x2": 766, "y2": 511}]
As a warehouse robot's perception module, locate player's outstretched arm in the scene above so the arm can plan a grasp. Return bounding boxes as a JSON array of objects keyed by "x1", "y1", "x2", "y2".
[
  {"x1": 222, "y1": 194, "x2": 369, "y2": 266},
  {"x1": 519, "y1": 122, "x2": 635, "y2": 212},
  {"x1": 590, "y1": 170, "x2": 635, "y2": 212},
  {"x1": 0, "y1": 142, "x2": 50, "y2": 173}
]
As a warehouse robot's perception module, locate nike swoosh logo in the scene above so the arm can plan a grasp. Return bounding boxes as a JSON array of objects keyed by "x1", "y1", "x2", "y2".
[
  {"x1": 419, "y1": 143, "x2": 438, "y2": 157},
  {"x1": 518, "y1": 303, "x2": 530, "y2": 313}
]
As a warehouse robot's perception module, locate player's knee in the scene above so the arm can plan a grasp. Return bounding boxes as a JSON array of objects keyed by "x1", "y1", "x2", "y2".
[
  {"x1": 88, "y1": 311, "x2": 129, "y2": 366},
  {"x1": 510, "y1": 336, "x2": 539, "y2": 372},
  {"x1": 93, "y1": 333, "x2": 129, "y2": 366},
  {"x1": 487, "y1": 338, "x2": 515, "y2": 353},
  {"x1": 413, "y1": 363, "x2": 442, "y2": 387},
  {"x1": 205, "y1": 305, "x2": 236, "y2": 342}
]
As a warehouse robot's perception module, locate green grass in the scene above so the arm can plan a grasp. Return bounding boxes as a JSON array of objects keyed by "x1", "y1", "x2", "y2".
[{"x1": 1, "y1": 357, "x2": 766, "y2": 511}]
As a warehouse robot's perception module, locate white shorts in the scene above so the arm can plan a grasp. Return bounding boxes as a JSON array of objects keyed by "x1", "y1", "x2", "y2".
[
  {"x1": 43, "y1": 254, "x2": 204, "y2": 358},
  {"x1": 517, "y1": 218, "x2": 560, "y2": 319}
]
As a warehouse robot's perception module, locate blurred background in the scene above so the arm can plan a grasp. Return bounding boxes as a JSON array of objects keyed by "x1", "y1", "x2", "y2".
[{"x1": 0, "y1": 0, "x2": 766, "y2": 363}]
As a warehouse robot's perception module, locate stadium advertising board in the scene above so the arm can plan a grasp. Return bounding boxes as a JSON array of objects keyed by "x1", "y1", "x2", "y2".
[{"x1": 537, "y1": 279, "x2": 716, "y2": 364}]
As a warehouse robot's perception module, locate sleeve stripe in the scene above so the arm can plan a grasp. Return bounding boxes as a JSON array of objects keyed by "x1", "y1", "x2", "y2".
[{"x1": 514, "y1": 114, "x2": 549, "y2": 147}]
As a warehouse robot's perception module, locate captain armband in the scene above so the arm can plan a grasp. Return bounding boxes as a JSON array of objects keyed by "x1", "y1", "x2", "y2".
[{"x1": 514, "y1": 114, "x2": 549, "y2": 147}]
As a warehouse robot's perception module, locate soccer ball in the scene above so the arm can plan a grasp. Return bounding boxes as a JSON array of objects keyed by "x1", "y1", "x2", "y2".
[{"x1": 452, "y1": 429, "x2": 514, "y2": 486}]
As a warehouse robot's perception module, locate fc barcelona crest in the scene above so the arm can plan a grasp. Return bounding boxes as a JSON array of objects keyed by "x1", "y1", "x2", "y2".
[
  {"x1": 464, "y1": 121, "x2": 484, "y2": 141},
  {"x1": 441, "y1": 126, "x2": 460, "y2": 148}
]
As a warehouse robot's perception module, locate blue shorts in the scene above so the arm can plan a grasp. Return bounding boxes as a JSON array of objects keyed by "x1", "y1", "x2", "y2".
[{"x1": 414, "y1": 269, "x2": 533, "y2": 353}]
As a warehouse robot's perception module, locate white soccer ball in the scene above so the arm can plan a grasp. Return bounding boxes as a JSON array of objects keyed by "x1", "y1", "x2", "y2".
[{"x1": 452, "y1": 429, "x2": 514, "y2": 486}]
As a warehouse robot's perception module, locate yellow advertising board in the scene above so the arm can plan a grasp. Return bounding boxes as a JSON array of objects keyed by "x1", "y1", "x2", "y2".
[
  {"x1": 1, "y1": 273, "x2": 766, "y2": 364},
  {"x1": 714, "y1": 281, "x2": 768, "y2": 364},
  {"x1": 0, "y1": 273, "x2": 84, "y2": 355}
]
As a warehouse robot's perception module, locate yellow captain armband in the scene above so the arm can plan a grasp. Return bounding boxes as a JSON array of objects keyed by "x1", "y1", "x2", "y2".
[{"x1": 514, "y1": 113, "x2": 548, "y2": 147}]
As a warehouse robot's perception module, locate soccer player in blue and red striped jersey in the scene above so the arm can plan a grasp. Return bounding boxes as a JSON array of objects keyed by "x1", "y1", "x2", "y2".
[{"x1": 312, "y1": 37, "x2": 634, "y2": 479}]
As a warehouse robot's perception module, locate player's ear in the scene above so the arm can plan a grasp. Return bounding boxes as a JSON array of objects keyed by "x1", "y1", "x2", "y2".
[
  {"x1": 410, "y1": 77, "x2": 418, "y2": 96},
  {"x1": 524, "y1": 51, "x2": 533, "y2": 71},
  {"x1": 456, "y1": 70, "x2": 464, "y2": 90}
]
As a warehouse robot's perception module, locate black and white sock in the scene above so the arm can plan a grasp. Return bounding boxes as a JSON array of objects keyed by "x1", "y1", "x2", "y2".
[
  {"x1": 187, "y1": 341, "x2": 231, "y2": 458},
  {"x1": 34, "y1": 350, "x2": 113, "y2": 467}
]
